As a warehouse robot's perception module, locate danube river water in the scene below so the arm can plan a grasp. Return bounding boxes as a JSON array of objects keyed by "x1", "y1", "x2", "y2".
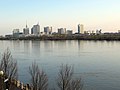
[{"x1": 0, "y1": 40, "x2": 120, "y2": 90}]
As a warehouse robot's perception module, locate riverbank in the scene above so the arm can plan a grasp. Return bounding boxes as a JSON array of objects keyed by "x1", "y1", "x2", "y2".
[{"x1": 1, "y1": 34, "x2": 120, "y2": 41}]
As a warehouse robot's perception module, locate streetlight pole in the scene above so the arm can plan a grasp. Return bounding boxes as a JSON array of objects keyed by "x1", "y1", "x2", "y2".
[{"x1": 0, "y1": 71, "x2": 4, "y2": 90}]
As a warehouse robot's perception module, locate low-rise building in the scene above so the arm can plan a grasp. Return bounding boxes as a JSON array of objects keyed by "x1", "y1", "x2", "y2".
[
  {"x1": 66, "y1": 30, "x2": 73, "y2": 35},
  {"x1": 58, "y1": 28, "x2": 66, "y2": 34},
  {"x1": 13, "y1": 29, "x2": 20, "y2": 38},
  {"x1": 44, "y1": 26, "x2": 52, "y2": 35},
  {"x1": 118, "y1": 30, "x2": 120, "y2": 33}
]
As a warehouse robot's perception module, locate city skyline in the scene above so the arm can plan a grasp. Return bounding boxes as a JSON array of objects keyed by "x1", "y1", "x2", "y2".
[{"x1": 0, "y1": 0, "x2": 120, "y2": 35}]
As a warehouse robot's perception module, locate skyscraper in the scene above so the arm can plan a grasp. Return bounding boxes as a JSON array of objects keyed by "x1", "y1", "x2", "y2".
[
  {"x1": 78, "y1": 24, "x2": 80, "y2": 34},
  {"x1": 80, "y1": 24, "x2": 84, "y2": 34},
  {"x1": 31, "y1": 23, "x2": 40, "y2": 35},
  {"x1": 78, "y1": 24, "x2": 84, "y2": 34},
  {"x1": 23, "y1": 23, "x2": 29, "y2": 35}
]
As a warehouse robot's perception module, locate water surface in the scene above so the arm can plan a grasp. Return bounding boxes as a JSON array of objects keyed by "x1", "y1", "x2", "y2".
[{"x1": 0, "y1": 40, "x2": 120, "y2": 90}]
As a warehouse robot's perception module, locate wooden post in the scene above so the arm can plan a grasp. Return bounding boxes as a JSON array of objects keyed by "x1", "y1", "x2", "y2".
[
  {"x1": 25, "y1": 85, "x2": 28, "y2": 90},
  {"x1": 20, "y1": 82, "x2": 24, "y2": 89},
  {"x1": 16, "y1": 80, "x2": 20, "y2": 87}
]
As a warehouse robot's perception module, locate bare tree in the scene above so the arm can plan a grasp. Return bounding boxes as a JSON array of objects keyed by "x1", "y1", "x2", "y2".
[
  {"x1": 57, "y1": 64, "x2": 73, "y2": 90},
  {"x1": 0, "y1": 48, "x2": 18, "y2": 79},
  {"x1": 57, "y1": 64, "x2": 83, "y2": 90},
  {"x1": 69, "y1": 78, "x2": 83, "y2": 90},
  {"x1": 0, "y1": 48, "x2": 18, "y2": 90},
  {"x1": 29, "y1": 62, "x2": 48, "y2": 90}
]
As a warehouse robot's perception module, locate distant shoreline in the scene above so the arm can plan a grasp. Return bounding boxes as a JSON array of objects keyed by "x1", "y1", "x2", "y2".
[{"x1": 1, "y1": 34, "x2": 120, "y2": 41}]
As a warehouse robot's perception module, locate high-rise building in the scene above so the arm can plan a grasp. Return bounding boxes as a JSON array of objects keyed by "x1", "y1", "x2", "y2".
[
  {"x1": 23, "y1": 23, "x2": 29, "y2": 35},
  {"x1": 58, "y1": 28, "x2": 66, "y2": 34},
  {"x1": 78, "y1": 24, "x2": 80, "y2": 34},
  {"x1": 31, "y1": 28, "x2": 33, "y2": 34},
  {"x1": 78, "y1": 24, "x2": 84, "y2": 34},
  {"x1": 31, "y1": 23, "x2": 40, "y2": 35},
  {"x1": 80, "y1": 24, "x2": 84, "y2": 34},
  {"x1": 44, "y1": 26, "x2": 52, "y2": 35}
]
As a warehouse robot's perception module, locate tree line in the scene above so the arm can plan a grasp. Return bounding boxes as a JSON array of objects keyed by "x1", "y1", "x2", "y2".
[{"x1": 0, "y1": 48, "x2": 83, "y2": 90}]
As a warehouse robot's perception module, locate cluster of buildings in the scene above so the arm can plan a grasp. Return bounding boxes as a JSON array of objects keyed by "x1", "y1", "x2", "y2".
[
  {"x1": 5, "y1": 22, "x2": 105, "y2": 38},
  {"x1": 6, "y1": 23, "x2": 81, "y2": 38},
  {"x1": 12, "y1": 23, "x2": 40, "y2": 38}
]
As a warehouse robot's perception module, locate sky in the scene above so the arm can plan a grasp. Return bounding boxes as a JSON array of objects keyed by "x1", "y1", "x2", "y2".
[{"x1": 0, "y1": 0, "x2": 120, "y2": 35}]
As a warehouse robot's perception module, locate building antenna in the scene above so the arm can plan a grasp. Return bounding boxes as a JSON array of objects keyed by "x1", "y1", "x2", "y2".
[{"x1": 26, "y1": 20, "x2": 27, "y2": 28}]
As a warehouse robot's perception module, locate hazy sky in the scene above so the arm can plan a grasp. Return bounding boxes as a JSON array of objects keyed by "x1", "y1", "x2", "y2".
[{"x1": 0, "y1": 0, "x2": 120, "y2": 35}]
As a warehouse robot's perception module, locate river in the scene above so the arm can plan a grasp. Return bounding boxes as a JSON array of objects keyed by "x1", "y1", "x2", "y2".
[{"x1": 0, "y1": 40, "x2": 120, "y2": 90}]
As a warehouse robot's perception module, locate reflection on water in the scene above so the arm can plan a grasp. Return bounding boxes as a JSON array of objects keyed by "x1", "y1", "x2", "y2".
[
  {"x1": 23, "y1": 40, "x2": 31, "y2": 52},
  {"x1": 31, "y1": 40, "x2": 40, "y2": 54},
  {"x1": 0, "y1": 40, "x2": 120, "y2": 90}
]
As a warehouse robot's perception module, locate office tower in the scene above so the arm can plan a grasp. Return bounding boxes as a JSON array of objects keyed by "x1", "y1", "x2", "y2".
[
  {"x1": 44, "y1": 26, "x2": 52, "y2": 35},
  {"x1": 58, "y1": 28, "x2": 66, "y2": 34},
  {"x1": 78, "y1": 24, "x2": 80, "y2": 34},
  {"x1": 23, "y1": 23, "x2": 29, "y2": 35},
  {"x1": 78, "y1": 24, "x2": 84, "y2": 34},
  {"x1": 80, "y1": 24, "x2": 84, "y2": 34},
  {"x1": 31, "y1": 23, "x2": 40, "y2": 35}
]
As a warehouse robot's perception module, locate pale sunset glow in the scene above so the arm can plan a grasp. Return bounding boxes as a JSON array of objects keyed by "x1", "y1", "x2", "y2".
[{"x1": 0, "y1": 0, "x2": 120, "y2": 35}]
